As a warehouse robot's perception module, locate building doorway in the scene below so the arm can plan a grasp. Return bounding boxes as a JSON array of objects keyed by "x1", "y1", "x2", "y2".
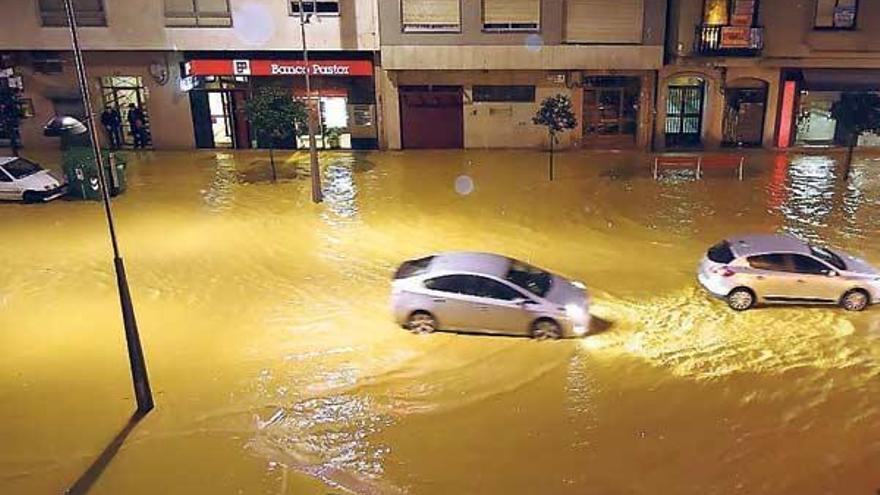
[
  {"x1": 582, "y1": 76, "x2": 641, "y2": 148},
  {"x1": 723, "y1": 79, "x2": 768, "y2": 147},
  {"x1": 100, "y1": 76, "x2": 150, "y2": 147},
  {"x1": 400, "y1": 86, "x2": 464, "y2": 149},
  {"x1": 665, "y1": 76, "x2": 705, "y2": 148}
]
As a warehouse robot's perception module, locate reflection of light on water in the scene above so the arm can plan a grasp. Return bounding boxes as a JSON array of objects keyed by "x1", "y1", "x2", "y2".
[
  {"x1": 322, "y1": 160, "x2": 359, "y2": 221},
  {"x1": 778, "y1": 155, "x2": 837, "y2": 241},
  {"x1": 201, "y1": 155, "x2": 239, "y2": 211}
]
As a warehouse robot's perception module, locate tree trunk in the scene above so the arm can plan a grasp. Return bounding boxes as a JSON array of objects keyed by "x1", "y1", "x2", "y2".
[
  {"x1": 843, "y1": 133, "x2": 857, "y2": 181},
  {"x1": 269, "y1": 146, "x2": 277, "y2": 182},
  {"x1": 549, "y1": 133, "x2": 555, "y2": 182}
]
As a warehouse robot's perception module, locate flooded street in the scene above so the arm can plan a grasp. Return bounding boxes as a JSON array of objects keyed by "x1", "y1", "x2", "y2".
[{"x1": 1, "y1": 148, "x2": 879, "y2": 494}]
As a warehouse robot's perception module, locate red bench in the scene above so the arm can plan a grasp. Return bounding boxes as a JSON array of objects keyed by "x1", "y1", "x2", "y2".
[{"x1": 653, "y1": 155, "x2": 745, "y2": 180}]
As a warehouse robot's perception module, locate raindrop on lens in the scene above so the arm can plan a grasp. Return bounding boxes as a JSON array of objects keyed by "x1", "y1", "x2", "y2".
[
  {"x1": 455, "y1": 175, "x2": 474, "y2": 196},
  {"x1": 233, "y1": 2, "x2": 275, "y2": 46},
  {"x1": 525, "y1": 34, "x2": 543, "y2": 52}
]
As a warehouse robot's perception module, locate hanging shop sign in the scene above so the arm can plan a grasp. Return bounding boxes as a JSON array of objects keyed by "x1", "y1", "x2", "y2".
[
  {"x1": 185, "y1": 59, "x2": 374, "y2": 78},
  {"x1": 720, "y1": 26, "x2": 761, "y2": 49}
]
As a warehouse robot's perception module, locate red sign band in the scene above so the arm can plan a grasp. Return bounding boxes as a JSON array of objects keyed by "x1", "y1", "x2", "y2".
[{"x1": 186, "y1": 59, "x2": 374, "y2": 77}]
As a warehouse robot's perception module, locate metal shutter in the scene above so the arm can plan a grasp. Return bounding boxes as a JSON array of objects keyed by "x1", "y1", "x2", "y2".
[
  {"x1": 402, "y1": 0, "x2": 461, "y2": 30},
  {"x1": 565, "y1": 0, "x2": 644, "y2": 44},
  {"x1": 483, "y1": 0, "x2": 540, "y2": 26}
]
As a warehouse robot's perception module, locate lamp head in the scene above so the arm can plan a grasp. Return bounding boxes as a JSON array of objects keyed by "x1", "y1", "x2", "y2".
[{"x1": 43, "y1": 115, "x2": 88, "y2": 137}]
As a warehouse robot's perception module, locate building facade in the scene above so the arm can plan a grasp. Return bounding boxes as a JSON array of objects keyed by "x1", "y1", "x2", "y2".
[
  {"x1": 377, "y1": 0, "x2": 667, "y2": 150},
  {"x1": 0, "y1": 0, "x2": 381, "y2": 151},
  {"x1": 665, "y1": 0, "x2": 880, "y2": 150}
]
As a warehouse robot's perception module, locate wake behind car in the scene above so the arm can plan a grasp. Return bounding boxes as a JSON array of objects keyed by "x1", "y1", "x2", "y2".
[
  {"x1": 0, "y1": 157, "x2": 66, "y2": 203},
  {"x1": 392, "y1": 252, "x2": 590, "y2": 339},
  {"x1": 699, "y1": 234, "x2": 880, "y2": 312}
]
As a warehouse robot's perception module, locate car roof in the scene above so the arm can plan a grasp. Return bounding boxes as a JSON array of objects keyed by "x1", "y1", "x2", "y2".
[
  {"x1": 428, "y1": 252, "x2": 512, "y2": 278},
  {"x1": 0, "y1": 156, "x2": 20, "y2": 167},
  {"x1": 727, "y1": 234, "x2": 811, "y2": 257}
]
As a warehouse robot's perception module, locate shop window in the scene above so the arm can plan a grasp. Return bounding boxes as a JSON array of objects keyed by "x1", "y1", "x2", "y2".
[
  {"x1": 165, "y1": 0, "x2": 232, "y2": 27},
  {"x1": 482, "y1": 0, "x2": 540, "y2": 32},
  {"x1": 38, "y1": 0, "x2": 106, "y2": 27},
  {"x1": 702, "y1": 0, "x2": 759, "y2": 26},
  {"x1": 289, "y1": 0, "x2": 339, "y2": 15},
  {"x1": 815, "y1": 0, "x2": 858, "y2": 29},
  {"x1": 473, "y1": 86, "x2": 536, "y2": 103},
  {"x1": 31, "y1": 51, "x2": 63, "y2": 74},
  {"x1": 401, "y1": 0, "x2": 460, "y2": 33}
]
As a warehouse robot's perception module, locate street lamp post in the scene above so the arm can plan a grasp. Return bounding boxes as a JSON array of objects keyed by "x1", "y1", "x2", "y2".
[
  {"x1": 298, "y1": 0, "x2": 323, "y2": 203},
  {"x1": 63, "y1": 0, "x2": 154, "y2": 413}
]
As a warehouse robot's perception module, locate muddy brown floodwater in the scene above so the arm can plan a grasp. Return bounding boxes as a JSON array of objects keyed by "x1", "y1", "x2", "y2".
[{"x1": 1, "y1": 149, "x2": 879, "y2": 494}]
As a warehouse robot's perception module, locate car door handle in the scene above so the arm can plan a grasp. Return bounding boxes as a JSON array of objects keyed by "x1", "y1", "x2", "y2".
[
  {"x1": 756, "y1": 275, "x2": 765, "y2": 280},
  {"x1": 432, "y1": 298, "x2": 446, "y2": 303},
  {"x1": 476, "y1": 305, "x2": 491, "y2": 311},
  {"x1": 796, "y1": 279, "x2": 806, "y2": 283}
]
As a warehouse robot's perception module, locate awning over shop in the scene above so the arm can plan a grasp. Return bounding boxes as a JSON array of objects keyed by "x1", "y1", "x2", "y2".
[
  {"x1": 801, "y1": 69, "x2": 880, "y2": 91},
  {"x1": 184, "y1": 59, "x2": 374, "y2": 77}
]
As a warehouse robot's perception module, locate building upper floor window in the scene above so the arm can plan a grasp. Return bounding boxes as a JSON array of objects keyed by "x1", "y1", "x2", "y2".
[
  {"x1": 289, "y1": 0, "x2": 339, "y2": 16},
  {"x1": 165, "y1": 0, "x2": 232, "y2": 27},
  {"x1": 482, "y1": 0, "x2": 540, "y2": 32},
  {"x1": 38, "y1": 0, "x2": 106, "y2": 27},
  {"x1": 473, "y1": 86, "x2": 536, "y2": 103},
  {"x1": 564, "y1": 0, "x2": 644, "y2": 44},
  {"x1": 401, "y1": 0, "x2": 460, "y2": 33},
  {"x1": 702, "y1": 0, "x2": 758, "y2": 27},
  {"x1": 815, "y1": 0, "x2": 858, "y2": 29}
]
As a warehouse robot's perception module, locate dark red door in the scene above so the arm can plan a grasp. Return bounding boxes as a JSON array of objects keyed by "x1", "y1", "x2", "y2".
[{"x1": 400, "y1": 86, "x2": 463, "y2": 149}]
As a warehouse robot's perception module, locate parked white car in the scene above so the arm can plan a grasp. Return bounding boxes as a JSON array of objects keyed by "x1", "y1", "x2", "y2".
[
  {"x1": 392, "y1": 252, "x2": 590, "y2": 339},
  {"x1": 0, "y1": 157, "x2": 66, "y2": 203},
  {"x1": 699, "y1": 234, "x2": 880, "y2": 311}
]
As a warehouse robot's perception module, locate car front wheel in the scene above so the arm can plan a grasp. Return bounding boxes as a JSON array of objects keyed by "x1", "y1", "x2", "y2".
[
  {"x1": 841, "y1": 289, "x2": 870, "y2": 312},
  {"x1": 727, "y1": 287, "x2": 755, "y2": 311},
  {"x1": 406, "y1": 311, "x2": 437, "y2": 334},
  {"x1": 530, "y1": 319, "x2": 562, "y2": 340},
  {"x1": 22, "y1": 191, "x2": 41, "y2": 204}
]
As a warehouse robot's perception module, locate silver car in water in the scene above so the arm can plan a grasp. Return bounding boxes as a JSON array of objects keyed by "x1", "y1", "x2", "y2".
[
  {"x1": 392, "y1": 252, "x2": 590, "y2": 339},
  {"x1": 698, "y1": 234, "x2": 880, "y2": 311}
]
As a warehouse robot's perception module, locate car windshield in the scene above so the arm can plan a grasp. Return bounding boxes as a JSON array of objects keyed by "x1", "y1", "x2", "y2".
[
  {"x1": 2, "y1": 159, "x2": 42, "y2": 179},
  {"x1": 810, "y1": 245, "x2": 846, "y2": 271},
  {"x1": 505, "y1": 260, "x2": 553, "y2": 297}
]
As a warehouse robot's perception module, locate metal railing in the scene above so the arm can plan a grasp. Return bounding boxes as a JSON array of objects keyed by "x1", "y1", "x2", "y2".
[{"x1": 694, "y1": 25, "x2": 764, "y2": 56}]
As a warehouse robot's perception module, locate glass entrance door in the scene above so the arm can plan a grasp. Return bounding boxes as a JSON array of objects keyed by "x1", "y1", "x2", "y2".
[
  {"x1": 100, "y1": 76, "x2": 150, "y2": 147},
  {"x1": 666, "y1": 82, "x2": 705, "y2": 148},
  {"x1": 582, "y1": 76, "x2": 640, "y2": 148},
  {"x1": 208, "y1": 91, "x2": 233, "y2": 148}
]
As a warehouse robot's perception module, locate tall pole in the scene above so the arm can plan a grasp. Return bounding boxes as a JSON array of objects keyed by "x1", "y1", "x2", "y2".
[
  {"x1": 64, "y1": 0, "x2": 154, "y2": 414},
  {"x1": 298, "y1": 0, "x2": 323, "y2": 203}
]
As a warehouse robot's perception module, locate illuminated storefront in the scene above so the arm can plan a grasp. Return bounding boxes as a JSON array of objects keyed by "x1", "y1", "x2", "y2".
[{"x1": 181, "y1": 55, "x2": 378, "y2": 150}]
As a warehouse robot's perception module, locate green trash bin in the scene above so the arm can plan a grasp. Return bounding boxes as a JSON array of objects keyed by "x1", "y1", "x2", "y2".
[{"x1": 62, "y1": 146, "x2": 127, "y2": 201}]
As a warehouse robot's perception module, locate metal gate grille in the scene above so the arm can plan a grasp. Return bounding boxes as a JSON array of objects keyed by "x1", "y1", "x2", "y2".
[{"x1": 665, "y1": 85, "x2": 703, "y2": 147}]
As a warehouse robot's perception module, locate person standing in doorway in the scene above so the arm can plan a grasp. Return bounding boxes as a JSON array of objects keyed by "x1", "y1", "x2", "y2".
[
  {"x1": 100, "y1": 105, "x2": 123, "y2": 149},
  {"x1": 127, "y1": 103, "x2": 148, "y2": 149}
]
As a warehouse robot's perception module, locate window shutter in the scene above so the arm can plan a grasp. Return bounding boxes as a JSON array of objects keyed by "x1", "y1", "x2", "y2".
[
  {"x1": 402, "y1": 0, "x2": 460, "y2": 28},
  {"x1": 565, "y1": 0, "x2": 644, "y2": 43},
  {"x1": 483, "y1": 0, "x2": 540, "y2": 25}
]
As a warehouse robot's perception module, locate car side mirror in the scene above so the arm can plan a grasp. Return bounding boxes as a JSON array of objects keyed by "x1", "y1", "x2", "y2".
[
  {"x1": 514, "y1": 298, "x2": 534, "y2": 307},
  {"x1": 824, "y1": 270, "x2": 838, "y2": 277}
]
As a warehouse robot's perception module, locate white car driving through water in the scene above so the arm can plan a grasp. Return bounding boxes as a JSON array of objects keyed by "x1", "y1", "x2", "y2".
[
  {"x1": 699, "y1": 234, "x2": 880, "y2": 311},
  {"x1": 392, "y1": 252, "x2": 590, "y2": 339},
  {"x1": 0, "y1": 157, "x2": 66, "y2": 203}
]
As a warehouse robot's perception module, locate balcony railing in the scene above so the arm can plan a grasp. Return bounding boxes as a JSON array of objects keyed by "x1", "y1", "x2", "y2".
[{"x1": 694, "y1": 25, "x2": 764, "y2": 57}]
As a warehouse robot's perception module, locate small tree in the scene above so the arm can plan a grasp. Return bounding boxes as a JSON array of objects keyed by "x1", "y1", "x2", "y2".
[
  {"x1": 830, "y1": 92, "x2": 880, "y2": 175},
  {"x1": 244, "y1": 87, "x2": 307, "y2": 182},
  {"x1": 0, "y1": 85, "x2": 24, "y2": 156},
  {"x1": 533, "y1": 94, "x2": 577, "y2": 181}
]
